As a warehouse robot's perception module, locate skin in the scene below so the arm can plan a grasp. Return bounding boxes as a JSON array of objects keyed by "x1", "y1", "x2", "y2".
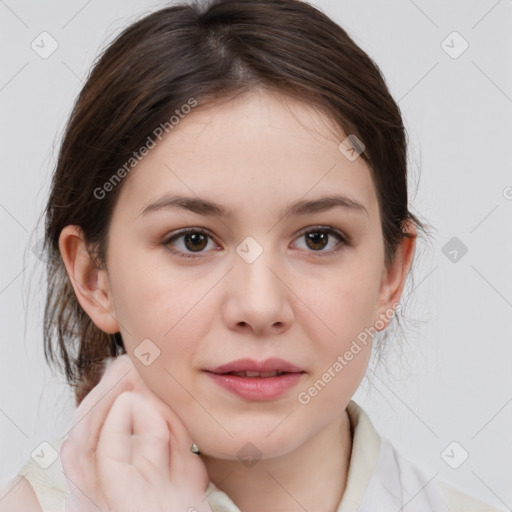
[{"x1": 58, "y1": 88, "x2": 416, "y2": 512}]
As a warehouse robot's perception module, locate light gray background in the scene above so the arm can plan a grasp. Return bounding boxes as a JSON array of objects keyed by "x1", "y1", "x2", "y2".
[{"x1": 1, "y1": 0, "x2": 511, "y2": 509}]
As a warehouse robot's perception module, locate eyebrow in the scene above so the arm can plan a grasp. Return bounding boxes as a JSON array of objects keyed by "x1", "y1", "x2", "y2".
[{"x1": 139, "y1": 193, "x2": 368, "y2": 219}]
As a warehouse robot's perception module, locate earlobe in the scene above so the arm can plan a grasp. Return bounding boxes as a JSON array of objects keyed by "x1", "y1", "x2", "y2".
[
  {"x1": 58, "y1": 225, "x2": 120, "y2": 334},
  {"x1": 375, "y1": 221, "x2": 417, "y2": 330}
]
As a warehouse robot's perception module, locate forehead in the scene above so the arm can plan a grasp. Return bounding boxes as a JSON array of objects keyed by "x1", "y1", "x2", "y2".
[{"x1": 116, "y1": 89, "x2": 378, "y2": 222}]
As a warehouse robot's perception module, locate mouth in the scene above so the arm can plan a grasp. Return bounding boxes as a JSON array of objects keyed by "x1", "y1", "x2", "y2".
[
  {"x1": 221, "y1": 370, "x2": 290, "y2": 378},
  {"x1": 205, "y1": 357, "x2": 305, "y2": 375},
  {"x1": 203, "y1": 358, "x2": 305, "y2": 400}
]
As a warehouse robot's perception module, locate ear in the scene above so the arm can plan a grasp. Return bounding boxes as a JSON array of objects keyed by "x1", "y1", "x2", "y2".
[
  {"x1": 375, "y1": 220, "x2": 417, "y2": 330},
  {"x1": 58, "y1": 225, "x2": 120, "y2": 334}
]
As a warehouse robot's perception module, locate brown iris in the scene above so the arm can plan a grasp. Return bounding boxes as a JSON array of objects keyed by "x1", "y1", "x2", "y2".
[
  {"x1": 184, "y1": 232, "x2": 208, "y2": 252},
  {"x1": 305, "y1": 231, "x2": 329, "y2": 251}
]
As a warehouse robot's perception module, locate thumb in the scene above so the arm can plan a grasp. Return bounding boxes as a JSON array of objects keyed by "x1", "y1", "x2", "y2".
[{"x1": 152, "y1": 397, "x2": 210, "y2": 494}]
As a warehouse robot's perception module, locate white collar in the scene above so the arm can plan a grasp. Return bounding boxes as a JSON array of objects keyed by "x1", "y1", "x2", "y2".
[{"x1": 204, "y1": 401, "x2": 449, "y2": 512}]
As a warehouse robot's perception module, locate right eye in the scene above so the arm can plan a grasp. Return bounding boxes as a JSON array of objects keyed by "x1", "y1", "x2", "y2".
[{"x1": 162, "y1": 228, "x2": 221, "y2": 258}]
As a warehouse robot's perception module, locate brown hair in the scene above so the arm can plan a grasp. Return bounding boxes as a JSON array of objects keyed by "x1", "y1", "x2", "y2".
[{"x1": 39, "y1": 0, "x2": 429, "y2": 406}]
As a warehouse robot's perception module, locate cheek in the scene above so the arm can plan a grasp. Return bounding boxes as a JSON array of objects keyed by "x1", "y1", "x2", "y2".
[
  {"x1": 108, "y1": 257, "x2": 216, "y2": 396},
  {"x1": 296, "y1": 273, "x2": 377, "y2": 409},
  {"x1": 296, "y1": 259, "x2": 382, "y2": 346},
  {"x1": 110, "y1": 252, "x2": 207, "y2": 339}
]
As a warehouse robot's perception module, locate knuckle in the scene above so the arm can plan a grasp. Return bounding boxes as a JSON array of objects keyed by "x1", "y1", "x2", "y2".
[
  {"x1": 59, "y1": 439, "x2": 79, "y2": 471},
  {"x1": 59, "y1": 438, "x2": 71, "y2": 461},
  {"x1": 113, "y1": 389, "x2": 136, "y2": 408},
  {"x1": 152, "y1": 416, "x2": 171, "y2": 440},
  {"x1": 102, "y1": 354, "x2": 132, "y2": 379}
]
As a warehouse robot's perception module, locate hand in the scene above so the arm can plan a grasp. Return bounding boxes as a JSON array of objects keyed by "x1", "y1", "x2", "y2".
[{"x1": 60, "y1": 354, "x2": 212, "y2": 512}]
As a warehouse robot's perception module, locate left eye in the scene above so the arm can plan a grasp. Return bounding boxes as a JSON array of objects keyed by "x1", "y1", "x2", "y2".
[{"x1": 292, "y1": 227, "x2": 348, "y2": 254}]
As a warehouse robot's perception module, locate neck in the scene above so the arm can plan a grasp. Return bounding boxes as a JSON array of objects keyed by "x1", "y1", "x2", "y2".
[{"x1": 201, "y1": 409, "x2": 353, "y2": 512}]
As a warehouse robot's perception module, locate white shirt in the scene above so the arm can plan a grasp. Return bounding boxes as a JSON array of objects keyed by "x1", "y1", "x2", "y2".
[{"x1": 17, "y1": 400, "x2": 502, "y2": 512}]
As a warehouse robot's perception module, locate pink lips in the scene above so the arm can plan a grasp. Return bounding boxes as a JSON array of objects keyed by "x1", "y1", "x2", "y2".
[{"x1": 203, "y1": 358, "x2": 305, "y2": 401}]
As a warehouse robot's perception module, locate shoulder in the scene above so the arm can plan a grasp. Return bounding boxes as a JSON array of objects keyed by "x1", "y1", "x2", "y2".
[
  {"x1": 376, "y1": 436, "x2": 505, "y2": 512},
  {"x1": 7, "y1": 433, "x2": 70, "y2": 512},
  {"x1": 0, "y1": 475, "x2": 43, "y2": 512},
  {"x1": 378, "y1": 437, "x2": 505, "y2": 512},
  {"x1": 435, "y1": 480, "x2": 505, "y2": 512}
]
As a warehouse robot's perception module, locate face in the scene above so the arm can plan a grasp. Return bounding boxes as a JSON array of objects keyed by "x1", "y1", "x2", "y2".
[{"x1": 69, "y1": 89, "x2": 411, "y2": 460}]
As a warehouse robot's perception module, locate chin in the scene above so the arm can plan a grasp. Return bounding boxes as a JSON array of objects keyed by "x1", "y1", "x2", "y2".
[{"x1": 197, "y1": 424, "x2": 306, "y2": 462}]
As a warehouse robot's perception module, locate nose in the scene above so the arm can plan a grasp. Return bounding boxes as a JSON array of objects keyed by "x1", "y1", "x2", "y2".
[{"x1": 221, "y1": 249, "x2": 294, "y2": 337}]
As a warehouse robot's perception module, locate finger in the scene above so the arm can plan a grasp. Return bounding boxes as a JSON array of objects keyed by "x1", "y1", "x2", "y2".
[
  {"x1": 62, "y1": 356, "x2": 136, "y2": 510},
  {"x1": 60, "y1": 439, "x2": 105, "y2": 512},
  {"x1": 65, "y1": 355, "x2": 137, "y2": 454},
  {"x1": 63, "y1": 485, "x2": 104, "y2": 512},
  {"x1": 124, "y1": 384, "x2": 211, "y2": 489},
  {"x1": 97, "y1": 391, "x2": 171, "y2": 480},
  {"x1": 110, "y1": 381, "x2": 209, "y2": 490},
  {"x1": 132, "y1": 393, "x2": 174, "y2": 481},
  {"x1": 148, "y1": 400, "x2": 210, "y2": 493}
]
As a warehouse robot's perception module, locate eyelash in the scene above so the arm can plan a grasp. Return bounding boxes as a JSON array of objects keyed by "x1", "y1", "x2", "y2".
[{"x1": 161, "y1": 226, "x2": 351, "y2": 259}]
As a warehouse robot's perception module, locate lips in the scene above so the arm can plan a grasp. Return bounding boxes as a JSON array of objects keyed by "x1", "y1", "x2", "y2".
[
  {"x1": 203, "y1": 358, "x2": 305, "y2": 400},
  {"x1": 205, "y1": 357, "x2": 304, "y2": 375},
  {"x1": 229, "y1": 370, "x2": 284, "y2": 377}
]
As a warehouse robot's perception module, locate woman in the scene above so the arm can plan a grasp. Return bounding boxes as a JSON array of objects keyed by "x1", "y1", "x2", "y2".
[{"x1": 1, "y1": 0, "x2": 503, "y2": 510}]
